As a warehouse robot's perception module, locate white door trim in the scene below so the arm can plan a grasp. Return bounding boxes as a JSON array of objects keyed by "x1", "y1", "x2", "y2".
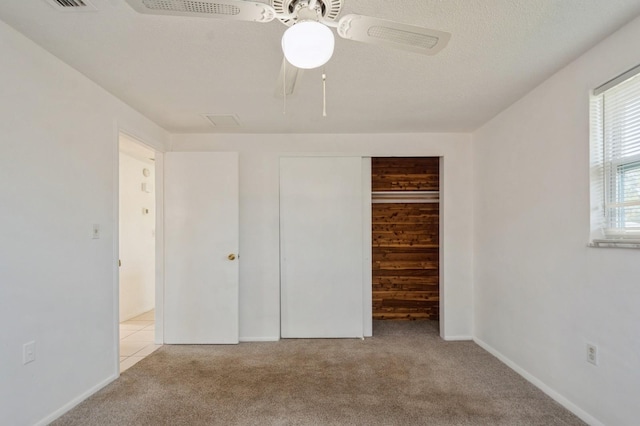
[{"x1": 362, "y1": 157, "x2": 373, "y2": 337}]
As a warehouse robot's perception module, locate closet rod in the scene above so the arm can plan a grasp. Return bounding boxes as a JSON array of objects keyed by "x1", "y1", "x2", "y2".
[{"x1": 371, "y1": 191, "x2": 439, "y2": 204}]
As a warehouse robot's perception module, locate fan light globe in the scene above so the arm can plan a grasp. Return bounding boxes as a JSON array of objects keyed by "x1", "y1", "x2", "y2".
[{"x1": 282, "y1": 21, "x2": 335, "y2": 69}]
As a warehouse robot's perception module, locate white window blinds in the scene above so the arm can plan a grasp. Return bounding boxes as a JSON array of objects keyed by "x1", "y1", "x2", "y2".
[{"x1": 590, "y1": 67, "x2": 640, "y2": 243}]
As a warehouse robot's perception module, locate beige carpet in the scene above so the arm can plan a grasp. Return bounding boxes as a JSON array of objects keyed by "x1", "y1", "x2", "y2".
[{"x1": 53, "y1": 321, "x2": 585, "y2": 425}]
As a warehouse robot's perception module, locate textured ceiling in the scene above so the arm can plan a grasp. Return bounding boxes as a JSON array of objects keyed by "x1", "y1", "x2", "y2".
[{"x1": 1, "y1": 0, "x2": 640, "y2": 134}]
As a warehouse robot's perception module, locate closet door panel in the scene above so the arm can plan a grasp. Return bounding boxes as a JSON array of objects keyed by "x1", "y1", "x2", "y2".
[{"x1": 280, "y1": 157, "x2": 364, "y2": 338}]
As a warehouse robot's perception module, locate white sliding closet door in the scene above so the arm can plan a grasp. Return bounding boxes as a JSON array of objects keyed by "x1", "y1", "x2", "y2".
[
  {"x1": 164, "y1": 152, "x2": 239, "y2": 344},
  {"x1": 280, "y1": 157, "x2": 364, "y2": 338}
]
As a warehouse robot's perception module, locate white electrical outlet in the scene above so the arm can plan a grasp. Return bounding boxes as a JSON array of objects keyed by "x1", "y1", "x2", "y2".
[
  {"x1": 586, "y1": 343, "x2": 598, "y2": 366},
  {"x1": 23, "y1": 341, "x2": 36, "y2": 365}
]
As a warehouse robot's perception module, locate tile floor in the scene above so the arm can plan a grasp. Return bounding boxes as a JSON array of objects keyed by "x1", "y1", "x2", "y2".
[{"x1": 120, "y1": 310, "x2": 161, "y2": 372}]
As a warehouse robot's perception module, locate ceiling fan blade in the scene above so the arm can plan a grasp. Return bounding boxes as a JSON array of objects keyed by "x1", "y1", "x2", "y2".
[
  {"x1": 275, "y1": 59, "x2": 304, "y2": 98},
  {"x1": 337, "y1": 14, "x2": 450, "y2": 55},
  {"x1": 125, "y1": 0, "x2": 276, "y2": 23}
]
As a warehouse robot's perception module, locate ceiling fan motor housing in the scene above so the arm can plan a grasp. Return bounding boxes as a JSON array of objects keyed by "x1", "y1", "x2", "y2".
[{"x1": 272, "y1": 0, "x2": 342, "y2": 26}]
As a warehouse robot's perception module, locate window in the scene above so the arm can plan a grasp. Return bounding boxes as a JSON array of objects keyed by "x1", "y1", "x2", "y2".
[{"x1": 590, "y1": 65, "x2": 640, "y2": 245}]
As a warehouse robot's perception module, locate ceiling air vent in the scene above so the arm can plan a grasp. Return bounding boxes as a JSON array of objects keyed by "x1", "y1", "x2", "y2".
[
  {"x1": 44, "y1": 0, "x2": 97, "y2": 11},
  {"x1": 202, "y1": 114, "x2": 242, "y2": 128}
]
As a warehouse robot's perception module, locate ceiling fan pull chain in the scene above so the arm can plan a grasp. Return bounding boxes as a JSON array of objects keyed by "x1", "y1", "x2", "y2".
[
  {"x1": 283, "y1": 57, "x2": 287, "y2": 115},
  {"x1": 322, "y1": 71, "x2": 327, "y2": 117}
]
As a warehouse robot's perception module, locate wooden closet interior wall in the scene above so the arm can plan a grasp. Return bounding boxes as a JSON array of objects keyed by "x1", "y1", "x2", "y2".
[{"x1": 371, "y1": 157, "x2": 440, "y2": 321}]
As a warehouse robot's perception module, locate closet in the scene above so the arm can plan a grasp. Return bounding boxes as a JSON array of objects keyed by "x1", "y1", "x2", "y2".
[{"x1": 372, "y1": 157, "x2": 440, "y2": 320}]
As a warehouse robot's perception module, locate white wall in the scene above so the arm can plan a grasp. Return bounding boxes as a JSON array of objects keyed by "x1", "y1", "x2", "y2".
[
  {"x1": 0, "y1": 20, "x2": 168, "y2": 426},
  {"x1": 170, "y1": 133, "x2": 474, "y2": 341},
  {"x1": 119, "y1": 149, "x2": 155, "y2": 322},
  {"x1": 472, "y1": 15, "x2": 640, "y2": 426}
]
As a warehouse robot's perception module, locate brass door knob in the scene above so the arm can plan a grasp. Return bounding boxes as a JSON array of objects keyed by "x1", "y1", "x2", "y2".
[{"x1": 228, "y1": 254, "x2": 236, "y2": 261}]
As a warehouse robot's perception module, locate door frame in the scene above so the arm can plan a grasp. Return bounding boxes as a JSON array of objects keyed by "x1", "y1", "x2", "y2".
[
  {"x1": 362, "y1": 158, "x2": 373, "y2": 337},
  {"x1": 113, "y1": 127, "x2": 165, "y2": 377}
]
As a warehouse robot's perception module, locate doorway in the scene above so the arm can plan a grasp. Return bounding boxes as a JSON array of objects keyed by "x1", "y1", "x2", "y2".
[
  {"x1": 118, "y1": 133, "x2": 160, "y2": 371},
  {"x1": 371, "y1": 157, "x2": 440, "y2": 322}
]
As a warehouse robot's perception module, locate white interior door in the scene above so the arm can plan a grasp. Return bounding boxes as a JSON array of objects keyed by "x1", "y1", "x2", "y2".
[
  {"x1": 164, "y1": 152, "x2": 239, "y2": 344},
  {"x1": 280, "y1": 157, "x2": 364, "y2": 338}
]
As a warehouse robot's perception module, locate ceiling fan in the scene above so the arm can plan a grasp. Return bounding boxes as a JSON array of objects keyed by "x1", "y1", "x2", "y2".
[{"x1": 124, "y1": 0, "x2": 451, "y2": 96}]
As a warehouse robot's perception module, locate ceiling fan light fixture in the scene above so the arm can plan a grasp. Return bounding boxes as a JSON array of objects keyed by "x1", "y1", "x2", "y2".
[{"x1": 282, "y1": 21, "x2": 335, "y2": 69}]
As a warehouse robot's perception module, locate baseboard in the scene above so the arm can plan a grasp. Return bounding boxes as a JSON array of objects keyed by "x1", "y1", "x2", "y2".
[
  {"x1": 121, "y1": 306, "x2": 154, "y2": 322},
  {"x1": 473, "y1": 337, "x2": 603, "y2": 426},
  {"x1": 443, "y1": 335, "x2": 473, "y2": 341},
  {"x1": 35, "y1": 374, "x2": 117, "y2": 426},
  {"x1": 239, "y1": 336, "x2": 280, "y2": 342}
]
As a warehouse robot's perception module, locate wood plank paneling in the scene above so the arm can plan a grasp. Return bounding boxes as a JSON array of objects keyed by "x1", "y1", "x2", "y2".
[
  {"x1": 372, "y1": 157, "x2": 439, "y2": 321},
  {"x1": 371, "y1": 157, "x2": 439, "y2": 191}
]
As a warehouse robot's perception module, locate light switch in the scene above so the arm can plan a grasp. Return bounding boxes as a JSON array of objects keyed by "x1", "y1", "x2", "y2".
[{"x1": 23, "y1": 341, "x2": 35, "y2": 364}]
